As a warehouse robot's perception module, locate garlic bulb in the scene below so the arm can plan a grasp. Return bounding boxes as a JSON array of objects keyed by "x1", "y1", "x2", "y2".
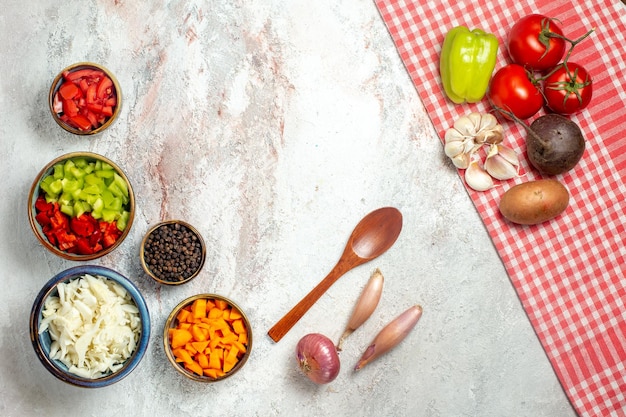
[
  {"x1": 484, "y1": 144, "x2": 520, "y2": 180},
  {"x1": 445, "y1": 112, "x2": 504, "y2": 148},
  {"x1": 444, "y1": 113, "x2": 504, "y2": 171},
  {"x1": 444, "y1": 112, "x2": 518, "y2": 192}
]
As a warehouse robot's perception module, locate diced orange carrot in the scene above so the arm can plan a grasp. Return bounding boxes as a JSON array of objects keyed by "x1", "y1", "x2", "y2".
[
  {"x1": 227, "y1": 346, "x2": 240, "y2": 361},
  {"x1": 192, "y1": 298, "x2": 207, "y2": 319},
  {"x1": 208, "y1": 308, "x2": 223, "y2": 319},
  {"x1": 221, "y1": 333, "x2": 238, "y2": 345},
  {"x1": 191, "y1": 324, "x2": 208, "y2": 342},
  {"x1": 191, "y1": 340, "x2": 209, "y2": 352},
  {"x1": 209, "y1": 348, "x2": 223, "y2": 369},
  {"x1": 171, "y1": 328, "x2": 193, "y2": 349},
  {"x1": 203, "y1": 368, "x2": 218, "y2": 379},
  {"x1": 195, "y1": 322, "x2": 211, "y2": 330},
  {"x1": 231, "y1": 319, "x2": 246, "y2": 335},
  {"x1": 223, "y1": 355, "x2": 237, "y2": 373},
  {"x1": 185, "y1": 342, "x2": 198, "y2": 355},
  {"x1": 177, "y1": 308, "x2": 191, "y2": 323},
  {"x1": 185, "y1": 360, "x2": 204, "y2": 376},
  {"x1": 215, "y1": 299, "x2": 228, "y2": 310},
  {"x1": 229, "y1": 308, "x2": 242, "y2": 320},
  {"x1": 196, "y1": 352, "x2": 209, "y2": 369},
  {"x1": 211, "y1": 318, "x2": 229, "y2": 331},
  {"x1": 232, "y1": 340, "x2": 247, "y2": 353},
  {"x1": 208, "y1": 336, "x2": 221, "y2": 350},
  {"x1": 173, "y1": 348, "x2": 194, "y2": 365}
]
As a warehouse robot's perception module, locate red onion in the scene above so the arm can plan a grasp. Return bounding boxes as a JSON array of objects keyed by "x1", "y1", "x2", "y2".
[{"x1": 296, "y1": 333, "x2": 340, "y2": 384}]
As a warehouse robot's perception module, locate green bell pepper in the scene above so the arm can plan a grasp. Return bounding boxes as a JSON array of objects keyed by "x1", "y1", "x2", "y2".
[{"x1": 440, "y1": 26, "x2": 499, "y2": 104}]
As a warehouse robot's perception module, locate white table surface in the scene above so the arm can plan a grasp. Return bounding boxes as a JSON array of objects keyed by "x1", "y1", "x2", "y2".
[{"x1": 1, "y1": 1, "x2": 577, "y2": 416}]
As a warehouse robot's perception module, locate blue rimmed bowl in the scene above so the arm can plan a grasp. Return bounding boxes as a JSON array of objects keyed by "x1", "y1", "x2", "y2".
[{"x1": 29, "y1": 265, "x2": 150, "y2": 388}]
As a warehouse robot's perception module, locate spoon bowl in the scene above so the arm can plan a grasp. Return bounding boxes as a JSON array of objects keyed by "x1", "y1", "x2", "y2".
[{"x1": 267, "y1": 207, "x2": 402, "y2": 342}]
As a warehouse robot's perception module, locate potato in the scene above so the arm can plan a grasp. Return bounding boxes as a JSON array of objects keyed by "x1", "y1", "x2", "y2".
[{"x1": 498, "y1": 179, "x2": 569, "y2": 225}]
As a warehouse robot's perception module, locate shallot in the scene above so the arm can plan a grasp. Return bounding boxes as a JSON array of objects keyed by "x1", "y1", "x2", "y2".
[
  {"x1": 336, "y1": 268, "x2": 384, "y2": 351},
  {"x1": 354, "y1": 305, "x2": 422, "y2": 371},
  {"x1": 296, "y1": 333, "x2": 340, "y2": 384}
]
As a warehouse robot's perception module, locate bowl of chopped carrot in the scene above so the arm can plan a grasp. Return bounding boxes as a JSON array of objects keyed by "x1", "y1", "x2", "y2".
[
  {"x1": 27, "y1": 152, "x2": 135, "y2": 261},
  {"x1": 163, "y1": 294, "x2": 253, "y2": 382},
  {"x1": 49, "y1": 62, "x2": 121, "y2": 135},
  {"x1": 30, "y1": 265, "x2": 151, "y2": 388}
]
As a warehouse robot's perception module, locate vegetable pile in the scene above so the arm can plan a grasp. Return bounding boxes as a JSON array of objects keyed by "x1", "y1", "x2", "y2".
[
  {"x1": 52, "y1": 67, "x2": 118, "y2": 133},
  {"x1": 439, "y1": 13, "x2": 594, "y2": 224},
  {"x1": 38, "y1": 274, "x2": 141, "y2": 379},
  {"x1": 167, "y1": 297, "x2": 249, "y2": 379},
  {"x1": 34, "y1": 157, "x2": 131, "y2": 255}
]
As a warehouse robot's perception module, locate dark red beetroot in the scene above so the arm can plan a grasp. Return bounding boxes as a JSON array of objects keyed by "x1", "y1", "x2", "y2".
[{"x1": 526, "y1": 114, "x2": 585, "y2": 175}]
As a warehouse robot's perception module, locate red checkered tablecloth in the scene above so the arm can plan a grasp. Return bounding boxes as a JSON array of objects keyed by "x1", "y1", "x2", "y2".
[{"x1": 374, "y1": 1, "x2": 626, "y2": 415}]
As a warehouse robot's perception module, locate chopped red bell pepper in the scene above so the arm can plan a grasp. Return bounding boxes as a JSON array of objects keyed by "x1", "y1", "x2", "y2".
[
  {"x1": 35, "y1": 191, "x2": 122, "y2": 255},
  {"x1": 55, "y1": 229, "x2": 77, "y2": 251},
  {"x1": 73, "y1": 238, "x2": 95, "y2": 255},
  {"x1": 35, "y1": 196, "x2": 53, "y2": 212},
  {"x1": 70, "y1": 214, "x2": 98, "y2": 237},
  {"x1": 100, "y1": 221, "x2": 122, "y2": 248}
]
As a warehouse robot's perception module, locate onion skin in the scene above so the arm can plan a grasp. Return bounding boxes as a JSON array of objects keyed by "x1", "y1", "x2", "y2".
[
  {"x1": 354, "y1": 305, "x2": 422, "y2": 371},
  {"x1": 337, "y1": 268, "x2": 384, "y2": 351},
  {"x1": 296, "y1": 333, "x2": 340, "y2": 384}
]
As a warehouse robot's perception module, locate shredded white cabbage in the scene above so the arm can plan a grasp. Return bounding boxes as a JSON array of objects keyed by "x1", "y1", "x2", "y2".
[{"x1": 38, "y1": 274, "x2": 141, "y2": 379}]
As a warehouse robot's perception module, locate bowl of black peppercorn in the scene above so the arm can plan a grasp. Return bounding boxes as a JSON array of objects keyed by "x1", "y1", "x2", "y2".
[{"x1": 140, "y1": 220, "x2": 206, "y2": 286}]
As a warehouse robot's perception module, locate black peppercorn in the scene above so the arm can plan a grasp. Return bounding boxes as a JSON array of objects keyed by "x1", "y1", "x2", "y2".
[{"x1": 143, "y1": 222, "x2": 204, "y2": 283}]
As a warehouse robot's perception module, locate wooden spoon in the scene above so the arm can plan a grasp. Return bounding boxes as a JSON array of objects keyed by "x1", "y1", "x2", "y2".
[{"x1": 267, "y1": 207, "x2": 403, "y2": 342}]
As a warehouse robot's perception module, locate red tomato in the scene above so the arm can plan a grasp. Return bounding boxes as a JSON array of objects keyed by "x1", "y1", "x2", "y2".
[
  {"x1": 54, "y1": 68, "x2": 117, "y2": 132},
  {"x1": 544, "y1": 62, "x2": 592, "y2": 114},
  {"x1": 507, "y1": 14, "x2": 566, "y2": 72},
  {"x1": 488, "y1": 64, "x2": 544, "y2": 120}
]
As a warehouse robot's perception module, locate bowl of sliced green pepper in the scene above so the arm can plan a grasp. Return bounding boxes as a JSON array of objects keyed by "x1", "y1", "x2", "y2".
[{"x1": 28, "y1": 152, "x2": 135, "y2": 261}]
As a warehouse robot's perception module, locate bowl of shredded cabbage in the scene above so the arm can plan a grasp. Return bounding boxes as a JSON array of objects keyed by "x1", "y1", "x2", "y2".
[{"x1": 30, "y1": 265, "x2": 150, "y2": 387}]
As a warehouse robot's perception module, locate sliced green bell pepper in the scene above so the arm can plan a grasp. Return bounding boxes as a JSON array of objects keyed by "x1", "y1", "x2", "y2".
[{"x1": 440, "y1": 26, "x2": 499, "y2": 104}]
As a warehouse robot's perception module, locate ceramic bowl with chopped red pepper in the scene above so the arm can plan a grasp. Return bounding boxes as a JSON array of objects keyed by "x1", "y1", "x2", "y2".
[
  {"x1": 28, "y1": 152, "x2": 135, "y2": 261},
  {"x1": 49, "y1": 62, "x2": 121, "y2": 135}
]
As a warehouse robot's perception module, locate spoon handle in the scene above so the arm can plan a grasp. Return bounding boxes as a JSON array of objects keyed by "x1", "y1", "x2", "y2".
[{"x1": 267, "y1": 260, "x2": 352, "y2": 342}]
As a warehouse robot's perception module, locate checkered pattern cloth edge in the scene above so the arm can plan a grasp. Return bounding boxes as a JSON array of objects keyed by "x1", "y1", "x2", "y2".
[{"x1": 373, "y1": 1, "x2": 626, "y2": 416}]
